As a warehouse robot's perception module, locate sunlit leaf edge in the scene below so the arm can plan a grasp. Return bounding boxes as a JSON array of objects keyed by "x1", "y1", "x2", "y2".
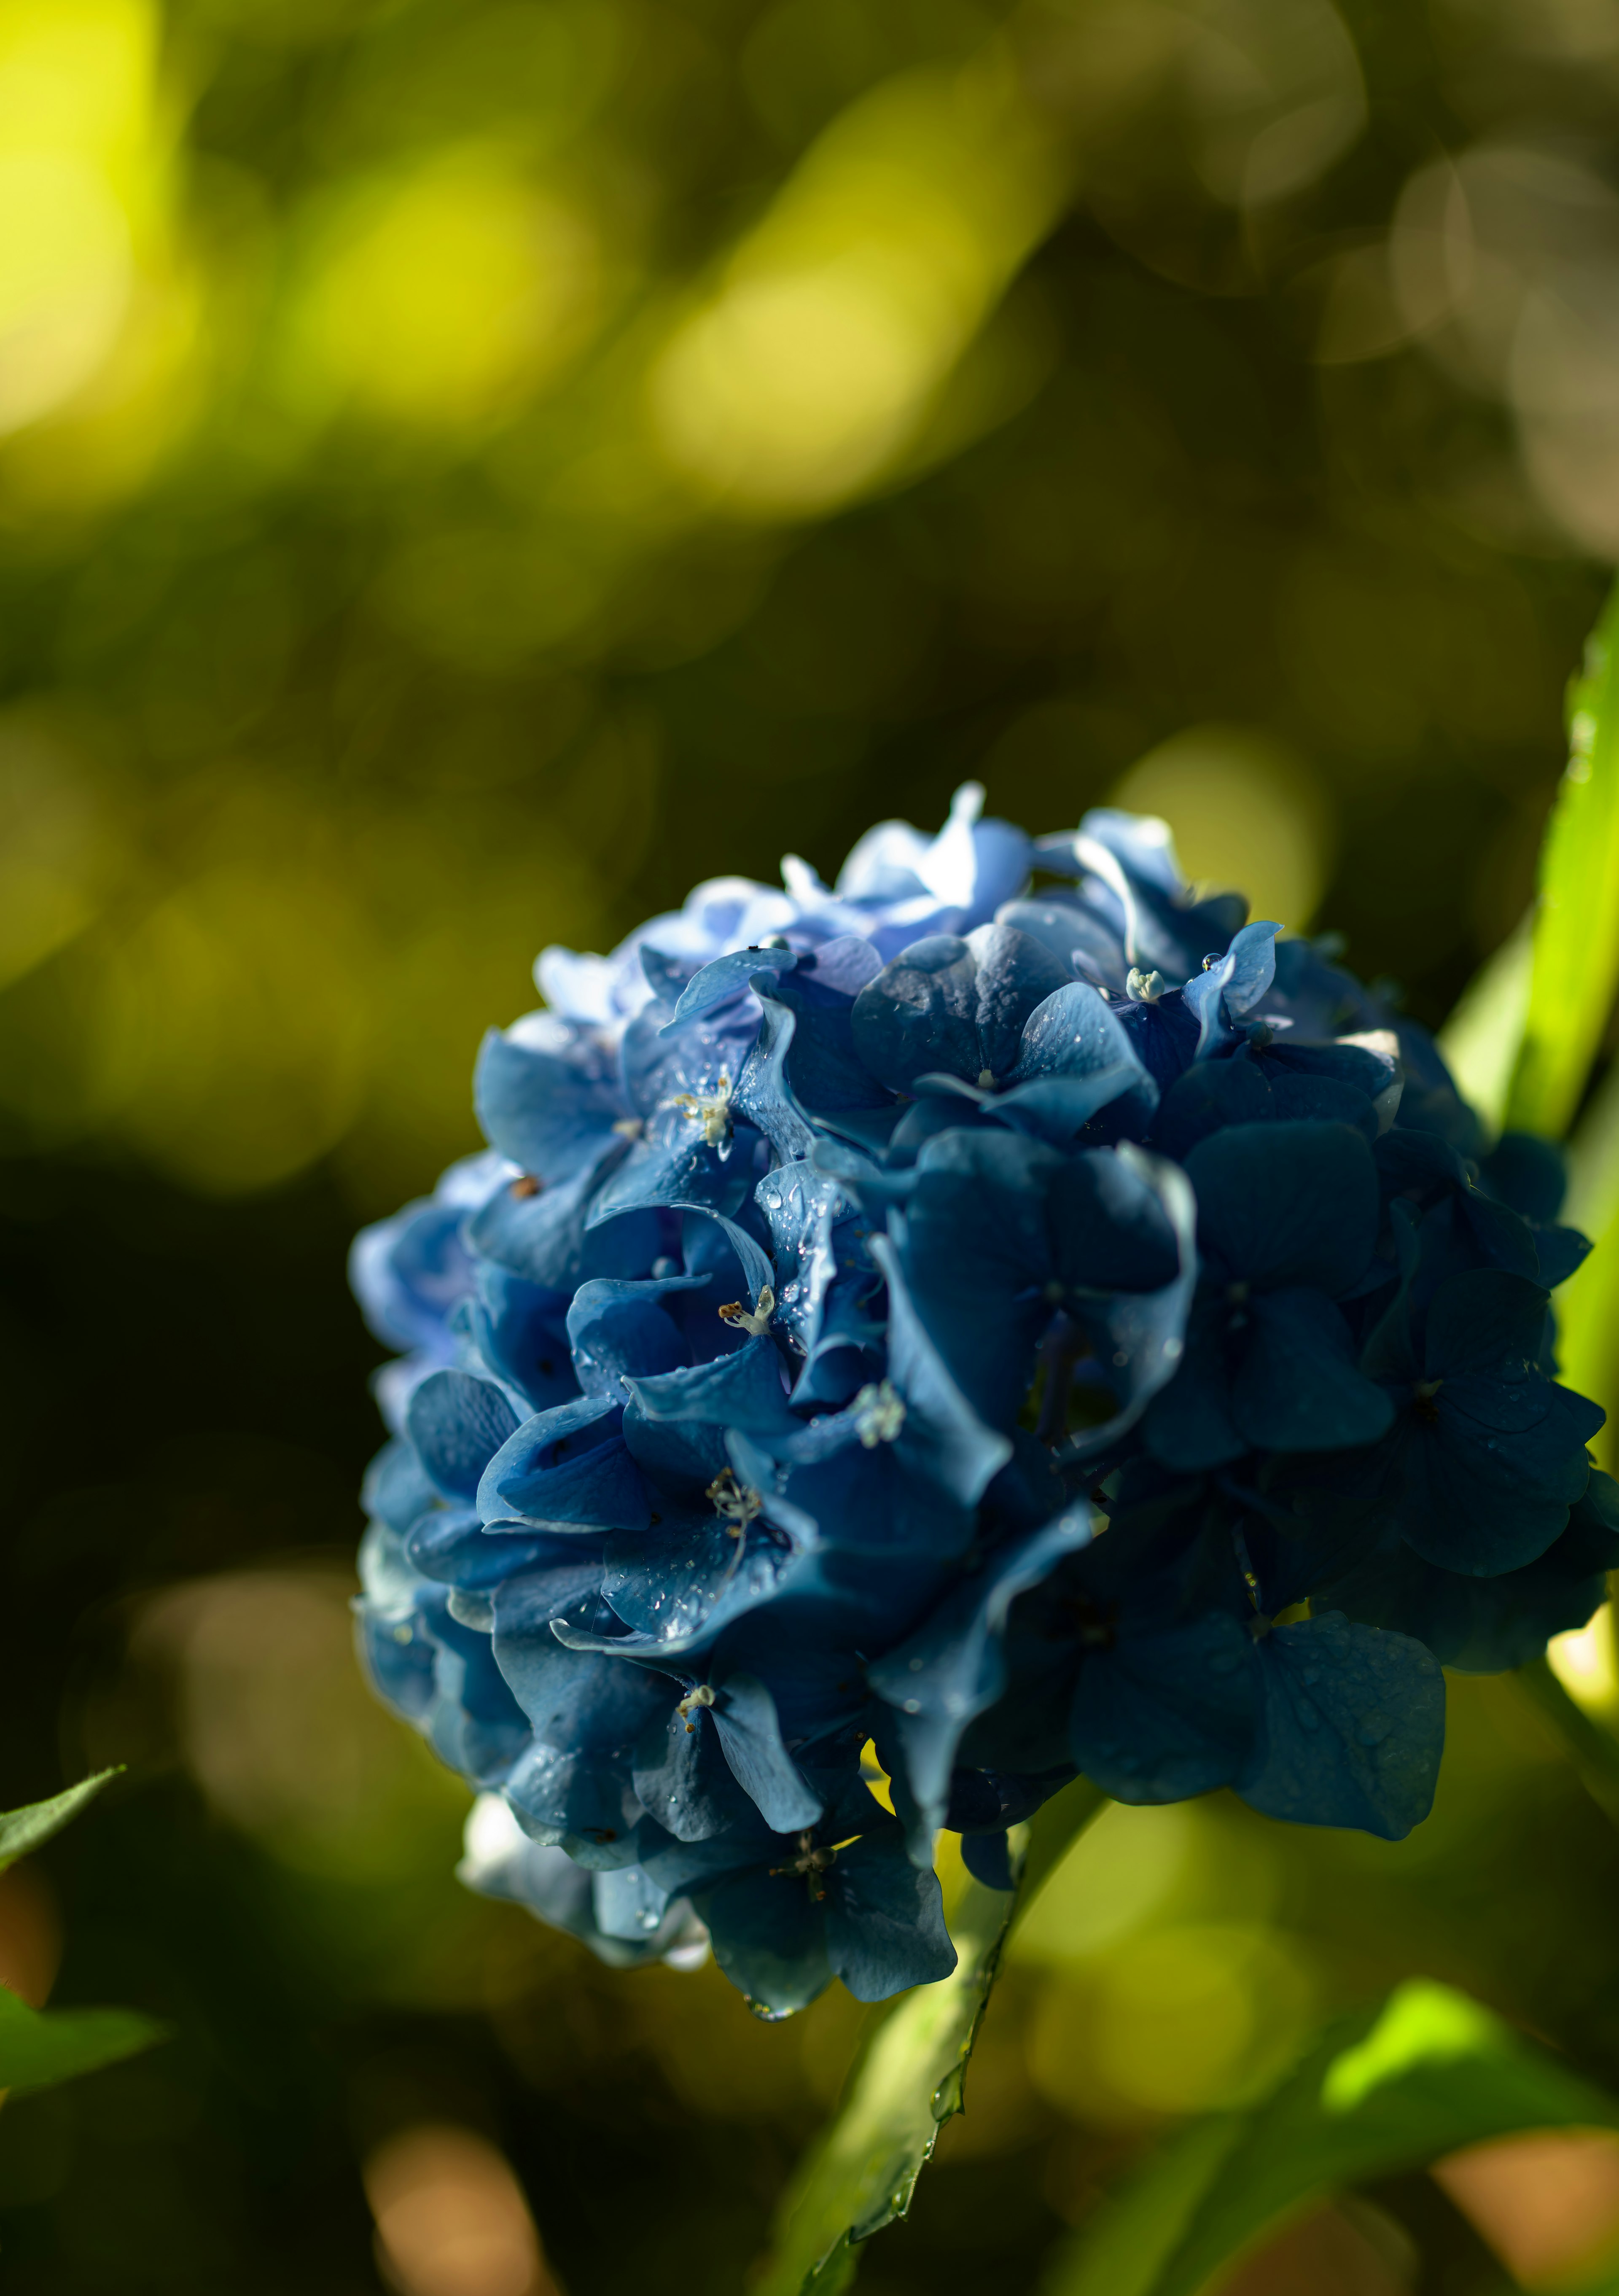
[{"x1": 1041, "y1": 1977, "x2": 1619, "y2": 2296}]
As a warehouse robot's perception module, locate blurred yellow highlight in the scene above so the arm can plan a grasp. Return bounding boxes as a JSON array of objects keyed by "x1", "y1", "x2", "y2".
[
  {"x1": 1111, "y1": 725, "x2": 1334, "y2": 930},
  {"x1": 0, "y1": 0, "x2": 159, "y2": 438},
  {"x1": 297, "y1": 147, "x2": 597, "y2": 429},
  {"x1": 1029, "y1": 1923, "x2": 1314, "y2": 2120},
  {"x1": 1017, "y1": 1799, "x2": 1193, "y2": 1962},
  {"x1": 649, "y1": 58, "x2": 1067, "y2": 514},
  {"x1": 1549, "y1": 1606, "x2": 1619, "y2": 1716}
]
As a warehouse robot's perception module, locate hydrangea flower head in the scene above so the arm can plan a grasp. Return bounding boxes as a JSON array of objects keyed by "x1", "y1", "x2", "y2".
[{"x1": 352, "y1": 788, "x2": 1613, "y2": 2013}]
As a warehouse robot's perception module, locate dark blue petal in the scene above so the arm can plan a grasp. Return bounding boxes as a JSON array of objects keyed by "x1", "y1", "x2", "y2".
[
  {"x1": 960, "y1": 1830, "x2": 1015, "y2": 1889},
  {"x1": 1186, "y1": 1120, "x2": 1380, "y2": 1295},
  {"x1": 1390, "y1": 1383, "x2": 1599, "y2": 1574},
  {"x1": 709, "y1": 1671, "x2": 824, "y2": 1832},
  {"x1": 1239, "y1": 1612, "x2": 1444, "y2": 1841},
  {"x1": 626, "y1": 1332, "x2": 798, "y2": 1437},
  {"x1": 632, "y1": 1700, "x2": 761, "y2": 1843},
  {"x1": 1231, "y1": 1288, "x2": 1395, "y2": 1455},
  {"x1": 824, "y1": 1834, "x2": 957, "y2": 2000},
  {"x1": 1068, "y1": 1612, "x2": 1258, "y2": 1802},
  {"x1": 1312, "y1": 1471, "x2": 1619, "y2": 1672},
  {"x1": 407, "y1": 1370, "x2": 520, "y2": 1502},
  {"x1": 851, "y1": 926, "x2": 1072, "y2": 1093},
  {"x1": 868, "y1": 1508, "x2": 1094, "y2": 1845},
  {"x1": 1140, "y1": 1302, "x2": 1246, "y2": 1472},
  {"x1": 467, "y1": 1265, "x2": 579, "y2": 1412},
  {"x1": 404, "y1": 1507, "x2": 561, "y2": 1591},
  {"x1": 698, "y1": 1868, "x2": 833, "y2": 2012}
]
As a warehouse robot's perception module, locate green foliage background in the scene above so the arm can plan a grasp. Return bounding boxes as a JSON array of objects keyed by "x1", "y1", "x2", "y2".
[{"x1": 4, "y1": 0, "x2": 1619, "y2": 2290}]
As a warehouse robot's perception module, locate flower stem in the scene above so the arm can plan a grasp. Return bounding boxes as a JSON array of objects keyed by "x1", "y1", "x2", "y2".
[
  {"x1": 1517, "y1": 1655, "x2": 1619, "y2": 1826},
  {"x1": 756, "y1": 1780, "x2": 1108, "y2": 2296}
]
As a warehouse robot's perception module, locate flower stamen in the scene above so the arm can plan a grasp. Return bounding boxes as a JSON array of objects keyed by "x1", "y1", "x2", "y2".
[
  {"x1": 707, "y1": 1469, "x2": 763, "y2": 1539},
  {"x1": 719, "y1": 1284, "x2": 775, "y2": 1337},
  {"x1": 769, "y1": 1831, "x2": 838, "y2": 1902},
  {"x1": 850, "y1": 1380, "x2": 906, "y2": 1448},
  {"x1": 672, "y1": 1070, "x2": 733, "y2": 1147}
]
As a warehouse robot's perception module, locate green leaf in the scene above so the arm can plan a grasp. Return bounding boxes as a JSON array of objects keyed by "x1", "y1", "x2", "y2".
[
  {"x1": 1434, "y1": 914, "x2": 1534, "y2": 1140},
  {"x1": 1503, "y1": 576, "x2": 1619, "y2": 1140},
  {"x1": 0, "y1": 1984, "x2": 167, "y2": 2097},
  {"x1": 0, "y1": 1771, "x2": 122, "y2": 1876},
  {"x1": 1555, "y1": 1060, "x2": 1619, "y2": 1472},
  {"x1": 757, "y1": 1779, "x2": 1107, "y2": 2296},
  {"x1": 1042, "y1": 1978, "x2": 1619, "y2": 2296}
]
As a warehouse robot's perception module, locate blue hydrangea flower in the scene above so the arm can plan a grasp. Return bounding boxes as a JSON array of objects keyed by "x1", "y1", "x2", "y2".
[{"x1": 352, "y1": 791, "x2": 1611, "y2": 2013}]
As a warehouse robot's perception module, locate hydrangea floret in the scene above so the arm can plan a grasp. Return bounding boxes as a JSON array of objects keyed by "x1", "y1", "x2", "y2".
[{"x1": 351, "y1": 789, "x2": 1614, "y2": 2014}]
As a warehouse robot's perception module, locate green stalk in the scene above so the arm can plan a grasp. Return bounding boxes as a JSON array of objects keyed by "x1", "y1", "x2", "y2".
[
  {"x1": 756, "y1": 1779, "x2": 1108, "y2": 2296},
  {"x1": 1517, "y1": 1656, "x2": 1619, "y2": 1828}
]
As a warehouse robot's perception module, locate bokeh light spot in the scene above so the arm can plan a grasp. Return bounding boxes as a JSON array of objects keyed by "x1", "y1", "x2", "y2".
[
  {"x1": 649, "y1": 62, "x2": 1064, "y2": 514},
  {"x1": 296, "y1": 147, "x2": 597, "y2": 429},
  {"x1": 1111, "y1": 724, "x2": 1333, "y2": 929},
  {"x1": 364, "y1": 2124, "x2": 555, "y2": 2296}
]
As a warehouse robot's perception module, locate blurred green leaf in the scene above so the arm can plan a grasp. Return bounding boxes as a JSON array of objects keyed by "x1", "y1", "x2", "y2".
[
  {"x1": 0, "y1": 1771, "x2": 120, "y2": 1876},
  {"x1": 758, "y1": 1780, "x2": 1107, "y2": 2296},
  {"x1": 1042, "y1": 1978, "x2": 1619, "y2": 2296},
  {"x1": 1435, "y1": 914, "x2": 1534, "y2": 1140},
  {"x1": 0, "y1": 1986, "x2": 166, "y2": 2097},
  {"x1": 1503, "y1": 576, "x2": 1619, "y2": 1140},
  {"x1": 1557, "y1": 1061, "x2": 1619, "y2": 1471}
]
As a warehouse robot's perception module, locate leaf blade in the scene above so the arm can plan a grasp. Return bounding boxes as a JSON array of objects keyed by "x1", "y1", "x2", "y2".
[
  {"x1": 1043, "y1": 1978, "x2": 1619, "y2": 2296},
  {"x1": 0, "y1": 1985, "x2": 167, "y2": 2097},
  {"x1": 0, "y1": 1771, "x2": 122, "y2": 1876},
  {"x1": 1506, "y1": 576, "x2": 1619, "y2": 1139}
]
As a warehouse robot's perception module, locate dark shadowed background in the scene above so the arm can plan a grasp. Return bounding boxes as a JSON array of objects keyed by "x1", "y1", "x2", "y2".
[{"x1": 4, "y1": 0, "x2": 1619, "y2": 2289}]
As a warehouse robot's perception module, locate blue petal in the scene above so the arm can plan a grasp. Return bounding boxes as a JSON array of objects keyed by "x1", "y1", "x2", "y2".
[
  {"x1": 466, "y1": 1265, "x2": 579, "y2": 1413},
  {"x1": 363, "y1": 1437, "x2": 438, "y2": 1534},
  {"x1": 698, "y1": 1868, "x2": 833, "y2": 2011},
  {"x1": 566, "y1": 1275, "x2": 694, "y2": 1395},
  {"x1": 1006, "y1": 978, "x2": 1157, "y2": 1114},
  {"x1": 407, "y1": 1370, "x2": 519, "y2": 1502},
  {"x1": 626, "y1": 1332, "x2": 799, "y2": 1437},
  {"x1": 1239, "y1": 1612, "x2": 1444, "y2": 1841},
  {"x1": 1068, "y1": 1612, "x2": 1258, "y2": 1802},
  {"x1": 868, "y1": 1508, "x2": 1095, "y2": 1846},
  {"x1": 403, "y1": 1507, "x2": 562, "y2": 1591},
  {"x1": 1231, "y1": 1288, "x2": 1395, "y2": 1455},
  {"x1": 473, "y1": 1024, "x2": 625, "y2": 1182},
  {"x1": 823, "y1": 1834, "x2": 957, "y2": 2001},
  {"x1": 1181, "y1": 921, "x2": 1280, "y2": 1058},
  {"x1": 469, "y1": 1151, "x2": 663, "y2": 1290},
  {"x1": 660, "y1": 945, "x2": 799, "y2": 1031},
  {"x1": 631, "y1": 1701, "x2": 762, "y2": 1843},
  {"x1": 477, "y1": 1395, "x2": 651, "y2": 1530},
  {"x1": 1186, "y1": 1120, "x2": 1380, "y2": 1295},
  {"x1": 960, "y1": 1831, "x2": 1015, "y2": 1890},
  {"x1": 709, "y1": 1671, "x2": 825, "y2": 1832}
]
